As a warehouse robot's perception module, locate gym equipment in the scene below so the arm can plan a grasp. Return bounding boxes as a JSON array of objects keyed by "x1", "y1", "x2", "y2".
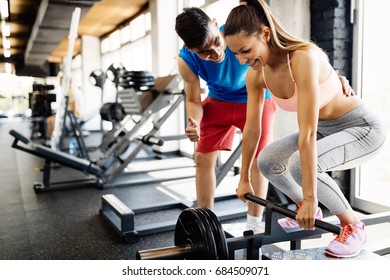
[
  {"x1": 99, "y1": 137, "x2": 266, "y2": 243},
  {"x1": 29, "y1": 84, "x2": 56, "y2": 140},
  {"x1": 58, "y1": 95, "x2": 91, "y2": 160},
  {"x1": 89, "y1": 69, "x2": 106, "y2": 89},
  {"x1": 136, "y1": 194, "x2": 390, "y2": 260},
  {"x1": 99, "y1": 108, "x2": 294, "y2": 243},
  {"x1": 90, "y1": 69, "x2": 106, "y2": 132},
  {"x1": 99, "y1": 181, "x2": 249, "y2": 244},
  {"x1": 136, "y1": 194, "x2": 340, "y2": 260},
  {"x1": 101, "y1": 63, "x2": 127, "y2": 126},
  {"x1": 106, "y1": 63, "x2": 126, "y2": 87},
  {"x1": 9, "y1": 74, "x2": 195, "y2": 192},
  {"x1": 65, "y1": 69, "x2": 157, "y2": 161},
  {"x1": 100, "y1": 194, "x2": 193, "y2": 243},
  {"x1": 99, "y1": 102, "x2": 126, "y2": 123},
  {"x1": 52, "y1": 69, "x2": 107, "y2": 157},
  {"x1": 118, "y1": 70, "x2": 155, "y2": 91},
  {"x1": 98, "y1": 70, "x2": 155, "y2": 124}
]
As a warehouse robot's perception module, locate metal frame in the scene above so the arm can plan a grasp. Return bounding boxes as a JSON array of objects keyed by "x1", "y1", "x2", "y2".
[{"x1": 10, "y1": 75, "x2": 196, "y2": 192}]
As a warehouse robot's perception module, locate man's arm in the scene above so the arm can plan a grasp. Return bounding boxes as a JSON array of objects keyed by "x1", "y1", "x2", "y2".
[
  {"x1": 178, "y1": 58, "x2": 203, "y2": 142},
  {"x1": 337, "y1": 71, "x2": 355, "y2": 96}
]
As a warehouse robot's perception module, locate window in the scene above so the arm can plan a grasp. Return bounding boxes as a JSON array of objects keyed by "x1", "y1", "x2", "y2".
[
  {"x1": 351, "y1": 0, "x2": 390, "y2": 212},
  {"x1": 100, "y1": 12, "x2": 152, "y2": 106},
  {"x1": 101, "y1": 12, "x2": 152, "y2": 72},
  {"x1": 205, "y1": 0, "x2": 237, "y2": 24}
]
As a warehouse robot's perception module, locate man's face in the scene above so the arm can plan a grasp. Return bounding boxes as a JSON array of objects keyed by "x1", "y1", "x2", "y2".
[{"x1": 189, "y1": 20, "x2": 225, "y2": 63}]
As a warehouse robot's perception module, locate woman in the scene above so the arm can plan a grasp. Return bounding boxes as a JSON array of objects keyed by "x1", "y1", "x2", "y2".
[{"x1": 224, "y1": 0, "x2": 385, "y2": 258}]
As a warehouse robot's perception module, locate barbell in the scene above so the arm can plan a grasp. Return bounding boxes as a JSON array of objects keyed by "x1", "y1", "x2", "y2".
[{"x1": 136, "y1": 194, "x2": 342, "y2": 260}]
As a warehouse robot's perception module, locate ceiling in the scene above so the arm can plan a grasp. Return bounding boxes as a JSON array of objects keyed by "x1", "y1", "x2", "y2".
[{"x1": 1, "y1": 0, "x2": 148, "y2": 77}]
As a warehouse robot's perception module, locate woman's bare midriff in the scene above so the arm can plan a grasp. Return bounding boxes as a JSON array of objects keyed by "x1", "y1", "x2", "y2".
[{"x1": 319, "y1": 89, "x2": 363, "y2": 120}]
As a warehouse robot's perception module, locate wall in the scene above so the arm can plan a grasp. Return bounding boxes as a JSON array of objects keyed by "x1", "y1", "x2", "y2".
[
  {"x1": 269, "y1": 0, "x2": 310, "y2": 141},
  {"x1": 310, "y1": 0, "x2": 353, "y2": 199},
  {"x1": 311, "y1": 0, "x2": 353, "y2": 79}
]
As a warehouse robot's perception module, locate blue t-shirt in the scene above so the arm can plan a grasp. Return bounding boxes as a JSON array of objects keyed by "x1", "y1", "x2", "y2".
[{"x1": 178, "y1": 26, "x2": 271, "y2": 103}]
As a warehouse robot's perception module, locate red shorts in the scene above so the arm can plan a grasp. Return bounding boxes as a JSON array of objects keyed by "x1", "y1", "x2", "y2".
[{"x1": 196, "y1": 97, "x2": 276, "y2": 157}]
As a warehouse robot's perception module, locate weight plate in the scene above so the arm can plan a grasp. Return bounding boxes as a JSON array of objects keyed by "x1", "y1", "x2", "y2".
[
  {"x1": 99, "y1": 103, "x2": 125, "y2": 123},
  {"x1": 120, "y1": 70, "x2": 154, "y2": 78},
  {"x1": 119, "y1": 76, "x2": 155, "y2": 83},
  {"x1": 118, "y1": 84, "x2": 154, "y2": 90},
  {"x1": 119, "y1": 80, "x2": 155, "y2": 87},
  {"x1": 99, "y1": 102, "x2": 114, "y2": 121},
  {"x1": 174, "y1": 208, "x2": 218, "y2": 260},
  {"x1": 198, "y1": 208, "x2": 229, "y2": 260}
]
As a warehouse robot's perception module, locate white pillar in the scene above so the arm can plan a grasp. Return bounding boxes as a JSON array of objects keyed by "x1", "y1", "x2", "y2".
[
  {"x1": 149, "y1": 0, "x2": 182, "y2": 152},
  {"x1": 150, "y1": 0, "x2": 179, "y2": 77},
  {"x1": 81, "y1": 35, "x2": 102, "y2": 131}
]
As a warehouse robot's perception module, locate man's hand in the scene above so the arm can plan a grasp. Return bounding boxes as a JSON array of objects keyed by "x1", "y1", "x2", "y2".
[
  {"x1": 185, "y1": 117, "x2": 200, "y2": 142},
  {"x1": 337, "y1": 71, "x2": 355, "y2": 97}
]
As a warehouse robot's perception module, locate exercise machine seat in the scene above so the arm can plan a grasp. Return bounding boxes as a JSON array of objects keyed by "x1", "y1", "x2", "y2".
[{"x1": 9, "y1": 129, "x2": 101, "y2": 175}]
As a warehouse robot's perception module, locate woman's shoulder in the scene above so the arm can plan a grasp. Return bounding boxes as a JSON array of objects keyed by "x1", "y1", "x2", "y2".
[
  {"x1": 291, "y1": 46, "x2": 322, "y2": 60},
  {"x1": 247, "y1": 67, "x2": 266, "y2": 89},
  {"x1": 290, "y1": 47, "x2": 328, "y2": 73}
]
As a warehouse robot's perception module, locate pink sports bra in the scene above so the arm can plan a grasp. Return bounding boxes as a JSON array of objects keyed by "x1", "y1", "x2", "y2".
[{"x1": 262, "y1": 53, "x2": 341, "y2": 112}]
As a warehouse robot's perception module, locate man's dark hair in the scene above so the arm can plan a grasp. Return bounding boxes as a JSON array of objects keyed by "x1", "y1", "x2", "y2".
[{"x1": 175, "y1": 7, "x2": 212, "y2": 49}]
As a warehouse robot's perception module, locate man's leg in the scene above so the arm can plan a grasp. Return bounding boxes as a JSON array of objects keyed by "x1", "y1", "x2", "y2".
[
  {"x1": 194, "y1": 150, "x2": 220, "y2": 209},
  {"x1": 248, "y1": 159, "x2": 268, "y2": 217},
  {"x1": 243, "y1": 159, "x2": 268, "y2": 232}
]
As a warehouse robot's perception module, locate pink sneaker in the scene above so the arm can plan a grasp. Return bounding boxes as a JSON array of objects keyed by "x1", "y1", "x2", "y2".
[
  {"x1": 278, "y1": 207, "x2": 323, "y2": 229},
  {"x1": 325, "y1": 223, "x2": 367, "y2": 258}
]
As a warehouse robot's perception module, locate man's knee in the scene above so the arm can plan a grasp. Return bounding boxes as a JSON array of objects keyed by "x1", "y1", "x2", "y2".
[{"x1": 195, "y1": 152, "x2": 218, "y2": 169}]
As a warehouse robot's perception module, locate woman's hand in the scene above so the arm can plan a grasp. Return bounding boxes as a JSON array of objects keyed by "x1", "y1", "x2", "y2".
[
  {"x1": 236, "y1": 179, "x2": 254, "y2": 203},
  {"x1": 295, "y1": 200, "x2": 318, "y2": 230}
]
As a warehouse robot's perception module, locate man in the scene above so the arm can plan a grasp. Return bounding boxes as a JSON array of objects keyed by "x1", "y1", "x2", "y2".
[{"x1": 175, "y1": 7, "x2": 275, "y2": 232}]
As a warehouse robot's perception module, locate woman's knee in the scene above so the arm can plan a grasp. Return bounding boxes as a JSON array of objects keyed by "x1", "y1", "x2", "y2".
[
  {"x1": 257, "y1": 148, "x2": 286, "y2": 177},
  {"x1": 287, "y1": 152, "x2": 302, "y2": 184}
]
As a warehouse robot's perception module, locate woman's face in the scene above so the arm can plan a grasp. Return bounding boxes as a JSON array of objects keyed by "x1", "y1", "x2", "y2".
[{"x1": 225, "y1": 29, "x2": 270, "y2": 71}]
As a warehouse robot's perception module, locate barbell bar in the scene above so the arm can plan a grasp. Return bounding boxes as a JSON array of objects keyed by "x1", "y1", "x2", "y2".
[
  {"x1": 136, "y1": 194, "x2": 342, "y2": 260},
  {"x1": 244, "y1": 193, "x2": 342, "y2": 235}
]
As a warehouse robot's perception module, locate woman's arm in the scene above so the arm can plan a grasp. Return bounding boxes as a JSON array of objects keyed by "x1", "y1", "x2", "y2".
[
  {"x1": 291, "y1": 49, "x2": 321, "y2": 229},
  {"x1": 236, "y1": 69, "x2": 266, "y2": 202}
]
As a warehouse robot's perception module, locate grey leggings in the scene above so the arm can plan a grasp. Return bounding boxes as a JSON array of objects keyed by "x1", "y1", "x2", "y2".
[{"x1": 258, "y1": 105, "x2": 386, "y2": 214}]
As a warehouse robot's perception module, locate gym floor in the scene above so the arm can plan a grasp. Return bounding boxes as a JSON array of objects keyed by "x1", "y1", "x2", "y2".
[{"x1": 1, "y1": 120, "x2": 390, "y2": 260}]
